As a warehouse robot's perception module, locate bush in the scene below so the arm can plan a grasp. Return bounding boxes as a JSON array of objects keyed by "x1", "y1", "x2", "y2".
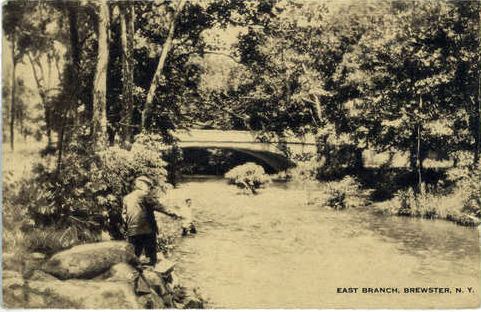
[
  {"x1": 26, "y1": 226, "x2": 100, "y2": 255},
  {"x1": 25, "y1": 133, "x2": 170, "y2": 240},
  {"x1": 84, "y1": 134, "x2": 170, "y2": 238},
  {"x1": 446, "y1": 162, "x2": 481, "y2": 218},
  {"x1": 384, "y1": 181, "x2": 480, "y2": 226},
  {"x1": 315, "y1": 128, "x2": 364, "y2": 179},
  {"x1": 396, "y1": 184, "x2": 440, "y2": 218},
  {"x1": 3, "y1": 177, "x2": 101, "y2": 258},
  {"x1": 284, "y1": 158, "x2": 321, "y2": 183},
  {"x1": 457, "y1": 168, "x2": 481, "y2": 218},
  {"x1": 225, "y1": 163, "x2": 271, "y2": 194},
  {"x1": 321, "y1": 175, "x2": 370, "y2": 210}
]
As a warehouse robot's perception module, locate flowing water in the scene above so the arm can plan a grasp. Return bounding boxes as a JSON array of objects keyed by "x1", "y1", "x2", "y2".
[{"x1": 170, "y1": 178, "x2": 480, "y2": 308}]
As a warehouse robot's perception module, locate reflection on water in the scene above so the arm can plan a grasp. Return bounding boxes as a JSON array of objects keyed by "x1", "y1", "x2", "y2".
[{"x1": 170, "y1": 178, "x2": 480, "y2": 308}]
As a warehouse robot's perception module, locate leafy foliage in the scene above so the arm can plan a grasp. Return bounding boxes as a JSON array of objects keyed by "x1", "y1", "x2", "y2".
[
  {"x1": 23, "y1": 134, "x2": 169, "y2": 239},
  {"x1": 284, "y1": 158, "x2": 320, "y2": 183},
  {"x1": 321, "y1": 176, "x2": 370, "y2": 210},
  {"x1": 338, "y1": 0, "x2": 479, "y2": 167},
  {"x1": 225, "y1": 162, "x2": 271, "y2": 194},
  {"x1": 446, "y1": 163, "x2": 481, "y2": 218},
  {"x1": 375, "y1": 179, "x2": 481, "y2": 226}
]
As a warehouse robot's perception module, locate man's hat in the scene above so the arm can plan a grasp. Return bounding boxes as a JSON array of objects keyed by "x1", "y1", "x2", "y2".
[{"x1": 134, "y1": 176, "x2": 153, "y2": 187}]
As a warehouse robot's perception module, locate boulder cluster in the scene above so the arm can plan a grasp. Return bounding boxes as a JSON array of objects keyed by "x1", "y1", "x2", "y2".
[{"x1": 3, "y1": 241, "x2": 204, "y2": 309}]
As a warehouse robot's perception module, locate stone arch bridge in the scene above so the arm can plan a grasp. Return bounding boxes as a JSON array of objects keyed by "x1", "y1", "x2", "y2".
[{"x1": 172, "y1": 129, "x2": 317, "y2": 172}]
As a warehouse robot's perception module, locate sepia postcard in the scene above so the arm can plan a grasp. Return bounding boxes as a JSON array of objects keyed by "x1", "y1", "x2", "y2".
[{"x1": 1, "y1": 0, "x2": 480, "y2": 309}]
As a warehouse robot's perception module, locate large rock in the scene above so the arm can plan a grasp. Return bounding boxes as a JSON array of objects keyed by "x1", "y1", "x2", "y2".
[
  {"x1": 142, "y1": 269, "x2": 163, "y2": 289},
  {"x1": 3, "y1": 272, "x2": 26, "y2": 308},
  {"x1": 137, "y1": 292, "x2": 165, "y2": 309},
  {"x1": 105, "y1": 263, "x2": 138, "y2": 283},
  {"x1": 3, "y1": 270, "x2": 22, "y2": 280},
  {"x1": 3, "y1": 273, "x2": 24, "y2": 289},
  {"x1": 154, "y1": 259, "x2": 176, "y2": 276},
  {"x1": 24, "y1": 253, "x2": 48, "y2": 273},
  {"x1": 42, "y1": 241, "x2": 138, "y2": 279},
  {"x1": 182, "y1": 289, "x2": 205, "y2": 309},
  {"x1": 28, "y1": 270, "x2": 58, "y2": 282},
  {"x1": 27, "y1": 279, "x2": 150, "y2": 309},
  {"x1": 3, "y1": 252, "x2": 23, "y2": 272}
]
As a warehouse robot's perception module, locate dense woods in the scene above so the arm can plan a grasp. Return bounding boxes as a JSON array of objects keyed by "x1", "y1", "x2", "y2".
[{"x1": 3, "y1": 0, "x2": 480, "y2": 164}]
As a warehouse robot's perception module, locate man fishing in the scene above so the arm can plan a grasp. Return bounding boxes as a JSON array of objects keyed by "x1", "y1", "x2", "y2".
[{"x1": 122, "y1": 176, "x2": 181, "y2": 265}]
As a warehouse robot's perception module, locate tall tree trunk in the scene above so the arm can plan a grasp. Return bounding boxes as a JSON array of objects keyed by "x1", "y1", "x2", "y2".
[
  {"x1": 119, "y1": 3, "x2": 135, "y2": 144},
  {"x1": 92, "y1": 1, "x2": 110, "y2": 149},
  {"x1": 141, "y1": 0, "x2": 186, "y2": 130},
  {"x1": 10, "y1": 34, "x2": 16, "y2": 151},
  {"x1": 57, "y1": 4, "x2": 82, "y2": 174}
]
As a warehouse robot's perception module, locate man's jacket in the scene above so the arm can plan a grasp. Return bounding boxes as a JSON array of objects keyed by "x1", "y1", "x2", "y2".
[{"x1": 122, "y1": 190, "x2": 161, "y2": 237}]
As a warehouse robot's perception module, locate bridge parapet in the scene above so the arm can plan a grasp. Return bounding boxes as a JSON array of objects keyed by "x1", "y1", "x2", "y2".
[{"x1": 174, "y1": 129, "x2": 316, "y2": 155}]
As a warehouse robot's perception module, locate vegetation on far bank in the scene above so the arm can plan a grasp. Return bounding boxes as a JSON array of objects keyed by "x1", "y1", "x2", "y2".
[{"x1": 288, "y1": 153, "x2": 481, "y2": 227}]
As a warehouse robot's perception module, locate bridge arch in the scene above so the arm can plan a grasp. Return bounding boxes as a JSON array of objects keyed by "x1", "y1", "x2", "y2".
[
  {"x1": 169, "y1": 129, "x2": 316, "y2": 175},
  {"x1": 178, "y1": 146, "x2": 295, "y2": 175}
]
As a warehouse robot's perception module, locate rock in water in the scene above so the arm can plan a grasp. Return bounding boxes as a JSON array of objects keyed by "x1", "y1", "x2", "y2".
[
  {"x1": 42, "y1": 241, "x2": 138, "y2": 279},
  {"x1": 183, "y1": 295, "x2": 205, "y2": 309},
  {"x1": 154, "y1": 259, "x2": 175, "y2": 276}
]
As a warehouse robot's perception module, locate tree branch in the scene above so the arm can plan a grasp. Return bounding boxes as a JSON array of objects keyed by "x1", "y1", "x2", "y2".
[{"x1": 141, "y1": 0, "x2": 187, "y2": 130}]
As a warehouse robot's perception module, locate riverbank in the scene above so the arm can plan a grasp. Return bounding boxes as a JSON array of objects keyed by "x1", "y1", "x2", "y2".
[
  {"x1": 2, "y1": 140, "x2": 207, "y2": 308},
  {"x1": 2, "y1": 205, "x2": 204, "y2": 308},
  {"x1": 370, "y1": 194, "x2": 481, "y2": 227},
  {"x1": 3, "y1": 240, "x2": 204, "y2": 309},
  {"x1": 288, "y1": 165, "x2": 481, "y2": 227}
]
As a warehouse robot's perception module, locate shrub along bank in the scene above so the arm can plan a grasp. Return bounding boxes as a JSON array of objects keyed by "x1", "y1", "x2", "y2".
[
  {"x1": 370, "y1": 164, "x2": 481, "y2": 226},
  {"x1": 296, "y1": 162, "x2": 481, "y2": 227}
]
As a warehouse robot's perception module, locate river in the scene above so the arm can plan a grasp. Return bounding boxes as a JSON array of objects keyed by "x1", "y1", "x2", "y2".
[{"x1": 170, "y1": 177, "x2": 480, "y2": 308}]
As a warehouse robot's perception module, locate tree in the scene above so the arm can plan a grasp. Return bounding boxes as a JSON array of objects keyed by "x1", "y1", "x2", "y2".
[
  {"x1": 141, "y1": 0, "x2": 187, "y2": 131},
  {"x1": 91, "y1": 1, "x2": 110, "y2": 149},
  {"x1": 339, "y1": 0, "x2": 479, "y2": 188},
  {"x1": 226, "y1": 0, "x2": 379, "y2": 171},
  {"x1": 119, "y1": 3, "x2": 135, "y2": 144},
  {"x1": 3, "y1": 1, "x2": 26, "y2": 150}
]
